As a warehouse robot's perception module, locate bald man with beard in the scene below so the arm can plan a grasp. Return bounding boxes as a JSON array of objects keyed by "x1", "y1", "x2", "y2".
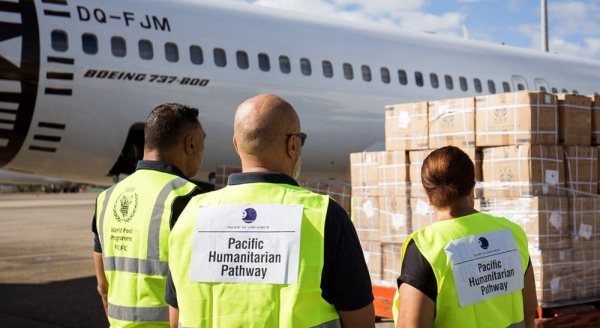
[{"x1": 165, "y1": 94, "x2": 375, "y2": 328}]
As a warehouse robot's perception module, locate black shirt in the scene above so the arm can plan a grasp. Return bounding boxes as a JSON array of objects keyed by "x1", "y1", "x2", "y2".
[
  {"x1": 91, "y1": 160, "x2": 204, "y2": 253},
  {"x1": 164, "y1": 172, "x2": 374, "y2": 311}
]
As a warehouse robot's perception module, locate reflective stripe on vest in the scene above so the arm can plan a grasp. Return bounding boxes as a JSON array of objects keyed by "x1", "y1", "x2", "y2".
[
  {"x1": 97, "y1": 185, "x2": 116, "y2": 251},
  {"x1": 102, "y1": 256, "x2": 168, "y2": 276},
  {"x1": 179, "y1": 318, "x2": 341, "y2": 328},
  {"x1": 108, "y1": 303, "x2": 169, "y2": 322}
]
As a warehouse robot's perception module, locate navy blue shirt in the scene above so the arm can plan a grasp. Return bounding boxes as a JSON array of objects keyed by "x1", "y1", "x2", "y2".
[
  {"x1": 165, "y1": 172, "x2": 374, "y2": 312},
  {"x1": 91, "y1": 160, "x2": 204, "y2": 253}
]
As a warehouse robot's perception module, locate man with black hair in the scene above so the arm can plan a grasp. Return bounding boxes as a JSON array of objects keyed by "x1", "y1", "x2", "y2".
[{"x1": 92, "y1": 103, "x2": 206, "y2": 327}]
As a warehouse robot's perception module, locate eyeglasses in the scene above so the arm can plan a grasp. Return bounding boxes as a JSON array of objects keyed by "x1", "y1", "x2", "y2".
[{"x1": 286, "y1": 133, "x2": 307, "y2": 147}]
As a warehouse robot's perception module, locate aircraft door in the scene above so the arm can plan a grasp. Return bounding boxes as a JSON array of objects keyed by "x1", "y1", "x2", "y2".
[
  {"x1": 533, "y1": 78, "x2": 551, "y2": 92},
  {"x1": 511, "y1": 75, "x2": 530, "y2": 91}
]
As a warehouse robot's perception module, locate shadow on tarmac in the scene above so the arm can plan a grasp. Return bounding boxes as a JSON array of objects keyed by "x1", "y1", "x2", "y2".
[{"x1": 0, "y1": 276, "x2": 108, "y2": 328}]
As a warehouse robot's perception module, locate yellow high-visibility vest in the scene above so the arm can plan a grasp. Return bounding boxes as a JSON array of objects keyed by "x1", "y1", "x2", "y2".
[
  {"x1": 169, "y1": 182, "x2": 341, "y2": 328},
  {"x1": 96, "y1": 169, "x2": 197, "y2": 327},
  {"x1": 393, "y1": 212, "x2": 529, "y2": 328}
]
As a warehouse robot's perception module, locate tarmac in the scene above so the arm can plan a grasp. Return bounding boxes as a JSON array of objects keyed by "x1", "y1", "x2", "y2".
[{"x1": 0, "y1": 192, "x2": 394, "y2": 328}]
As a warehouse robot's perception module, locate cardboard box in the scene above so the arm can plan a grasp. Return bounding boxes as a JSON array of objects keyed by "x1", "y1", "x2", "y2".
[
  {"x1": 215, "y1": 165, "x2": 242, "y2": 189},
  {"x1": 475, "y1": 91, "x2": 557, "y2": 147},
  {"x1": 428, "y1": 97, "x2": 475, "y2": 148},
  {"x1": 557, "y1": 94, "x2": 592, "y2": 146},
  {"x1": 589, "y1": 94, "x2": 600, "y2": 145},
  {"x1": 350, "y1": 152, "x2": 380, "y2": 197},
  {"x1": 382, "y1": 243, "x2": 403, "y2": 283},
  {"x1": 302, "y1": 179, "x2": 351, "y2": 214},
  {"x1": 378, "y1": 197, "x2": 410, "y2": 243},
  {"x1": 352, "y1": 196, "x2": 379, "y2": 241},
  {"x1": 480, "y1": 197, "x2": 571, "y2": 250},
  {"x1": 409, "y1": 148, "x2": 482, "y2": 198},
  {"x1": 530, "y1": 249, "x2": 575, "y2": 304},
  {"x1": 378, "y1": 150, "x2": 409, "y2": 197},
  {"x1": 385, "y1": 102, "x2": 428, "y2": 150},
  {"x1": 569, "y1": 197, "x2": 600, "y2": 248},
  {"x1": 481, "y1": 145, "x2": 565, "y2": 198},
  {"x1": 564, "y1": 146, "x2": 598, "y2": 195},
  {"x1": 361, "y1": 240, "x2": 382, "y2": 284},
  {"x1": 410, "y1": 197, "x2": 435, "y2": 231},
  {"x1": 572, "y1": 248, "x2": 600, "y2": 299}
]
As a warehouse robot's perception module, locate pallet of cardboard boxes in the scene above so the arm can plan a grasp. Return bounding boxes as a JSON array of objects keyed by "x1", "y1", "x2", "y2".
[{"x1": 350, "y1": 91, "x2": 600, "y2": 322}]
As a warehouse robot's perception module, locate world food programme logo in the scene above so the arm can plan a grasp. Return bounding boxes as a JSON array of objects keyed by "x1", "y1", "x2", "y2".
[
  {"x1": 442, "y1": 114, "x2": 454, "y2": 123},
  {"x1": 112, "y1": 191, "x2": 138, "y2": 223},
  {"x1": 478, "y1": 237, "x2": 489, "y2": 250},
  {"x1": 494, "y1": 107, "x2": 507, "y2": 117},
  {"x1": 242, "y1": 208, "x2": 257, "y2": 224},
  {"x1": 500, "y1": 172, "x2": 513, "y2": 182}
]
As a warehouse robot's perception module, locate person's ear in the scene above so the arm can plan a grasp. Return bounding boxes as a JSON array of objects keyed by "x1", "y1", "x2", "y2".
[
  {"x1": 185, "y1": 134, "x2": 195, "y2": 155},
  {"x1": 286, "y1": 135, "x2": 297, "y2": 159},
  {"x1": 233, "y1": 135, "x2": 239, "y2": 155}
]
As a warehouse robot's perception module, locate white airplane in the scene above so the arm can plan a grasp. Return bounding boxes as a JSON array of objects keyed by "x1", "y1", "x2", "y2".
[{"x1": 1, "y1": 0, "x2": 599, "y2": 185}]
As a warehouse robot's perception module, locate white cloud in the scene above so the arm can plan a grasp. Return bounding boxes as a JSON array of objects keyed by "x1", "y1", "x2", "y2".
[{"x1": 331, "y1": 0, "x2": 426, "y2": 12}]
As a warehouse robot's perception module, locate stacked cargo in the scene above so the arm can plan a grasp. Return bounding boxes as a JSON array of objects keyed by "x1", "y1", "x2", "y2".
[{"x1": 351, "y1": 91, "x2": 600, "y2": 307}]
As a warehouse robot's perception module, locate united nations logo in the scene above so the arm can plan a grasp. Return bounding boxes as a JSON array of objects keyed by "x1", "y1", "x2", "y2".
[
  {"x1": 242, "y1": 208, "x2": 257, "y2": 224},
  {"x1": 494, "y1": 107, "x2": 507, "y2": 117},
  {"x1": 113, "y1": 190, "x2": 138, "y2": 223},
  {"x1": 478, "y1": 237, "x2": 489, "y2": 250}
]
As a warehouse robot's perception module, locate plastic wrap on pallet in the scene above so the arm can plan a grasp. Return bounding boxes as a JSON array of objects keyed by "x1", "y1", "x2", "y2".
[
  {"x1": 557, "y1": 93, "x2": 592, "y2": 146},
  {"x1": 351, "y1": 196, "x2": 379, "y2": 241},
  {"x1": 475, "y1": 91, "x2": 558, "y2": 147},
  {"x1": 480, "y1": 197, "x2": 571, "y2": 250},
  {"x1": 385, "y1": 102, "x2": 429, "y2": 151},
  {"x1": 302, "y1": 179, "x2": 351, "y2": 215},
  {"x1": 378, "y1": 197, "x2": 410, "y2": 243},
  {"x1": 377, "y1": 150, "x2": 410, "y2": 197},
  {"x1": 564, "y1": 146, "x2": 599, "y2": 195},
  {"x1": 361, "y1": 240, "x2": 383, "y2": 285},
  {"x1": 481, "y1": 145, "x2": 565, "y2": 198},
  {"x1": 428, "y1": 97, "x2": 475, "y2": 149},
  {"x1": 350, "y1": 152, "x2": 380, "y2": 197},
  {"x1": 215, "y1": 165, "x2": 242, "y2": 189},
  {"x1": 382, "y1": 243, "x2": 403, "y2": 284},
  {"x1": 530, "y1": 249, "x2": 575, "y2": 304},
  {"x1": 572, "y1": 248, "x2": 600, "y2": 300}
]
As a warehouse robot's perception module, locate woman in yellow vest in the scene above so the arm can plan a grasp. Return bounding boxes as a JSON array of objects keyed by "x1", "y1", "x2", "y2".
[{"x1": 394, "y1": 146, "x2": 537, "y2": 328}]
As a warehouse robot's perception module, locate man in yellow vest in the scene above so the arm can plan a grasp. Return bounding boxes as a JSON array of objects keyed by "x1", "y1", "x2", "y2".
[
  {"x1": 166, "y1": 94, "x2": 375, "y2": 327},
  {"x1": 92, "y1": 103, "x2": 207, "y2": 327}
]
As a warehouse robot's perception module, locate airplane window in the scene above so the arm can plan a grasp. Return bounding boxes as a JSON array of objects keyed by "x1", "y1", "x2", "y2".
[
  {"x1": 502, "y1": 82, "x2": 510, "y2": 92},
  {"x1": 488, "y1": 80, "x2": 496, "y2": 94},
  {"x1": 343, "y1": 63, "x2": 354, "y2": 80},
  {"x1": 551, "y1": 87, "x2": 558, "y2": 93},
  {"x1": 517, "y1": 83, "x2": 525, "y2": 91},
  {"x1": 214, "y1": 48, "x2": 227, "y2": 67},
  {"x1": 398, "y1": 70, "x2": 408, "y2": 85},
  {"x1": 165, "y1": 42, "x2": 179, "y2": 62},
  {"x1": 82, "y1": 33, "x2": 98, "y2": 55},
  {"x1": 323, "y1": 61, "x2": 334, "y2": 78},
  {"x1": 415, "y1": 71, "x2": 424, "y2": 87},
  {"x1": 237, "y1": 51, "x2": 249, "y2": 69},
  {"x1": 381, "y1": 67, "x2": 390, "y2": 84},
  {"x1": 362, "y1": 65, "x2": 372, "y2": 82},
  {"x1": 301, "y1": 58, "x2": 312, "y2": 76},
  {"x1": 258, "y1": 53, "x2": 270, "y2": 72},
  {"x1": 430, "y1": 73, "x2": 439, "y2": 89},
  {"x1": 51, "y1": 30, "x2": 68, "y2": 52},
  {"x1": 459, "y1": 76, "x2": 468, "y2": 91},
  {"x1": 111, "y1": 36, "x2": 126, "y2": 57},
  {"x1": 561, "y1": 88, "x2": 568, "y2": 93},
  {"x1": 540, "y1": 86, "x2": 547, "y2": 92},
  {"x1": 138, "y1": 39, "x2": 153, "y2": 60},
  {"x1": 190, "y1": 45, "x2": 203, "y2": 65},
  {"x1": 279, "y1": 56, "x2": 291, "y2": 74},
  {"x1": 474, "y1": 78, "x2": 482, "y2": 93},
  {"x1": 445, "y1": 75, "x2": 453, "y2": 90}
]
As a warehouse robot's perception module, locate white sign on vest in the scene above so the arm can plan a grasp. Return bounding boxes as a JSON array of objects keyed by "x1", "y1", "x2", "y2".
[
  {"x1": 444, "y1": 228, "x2": 524, "y2": 307},
  {"x1": 189, "y1": 204, "x2": 303, "y2": 285}
]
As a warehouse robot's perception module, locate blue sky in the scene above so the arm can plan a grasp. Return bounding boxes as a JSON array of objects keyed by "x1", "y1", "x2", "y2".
[{"x1": 232, "y1": 0, "x2": 600, "y2": 60}]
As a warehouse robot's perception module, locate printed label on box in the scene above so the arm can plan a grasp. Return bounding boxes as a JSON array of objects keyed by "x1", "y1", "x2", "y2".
[
  {"x1": 579, "y1": 223, "x2": 593, "y2": 240},
  {"x1": 416, "y1": 199, "x2": 430, "y2": 215},
  {"x1": 398, "y1": 111, "x2": 411, "y2": 129},
  {"x1": 549, "y1": 212, "x2": 562, "y2": 230},
  {"x1": 545, "y1": 170, "x2": 559, "y2": 185}
]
